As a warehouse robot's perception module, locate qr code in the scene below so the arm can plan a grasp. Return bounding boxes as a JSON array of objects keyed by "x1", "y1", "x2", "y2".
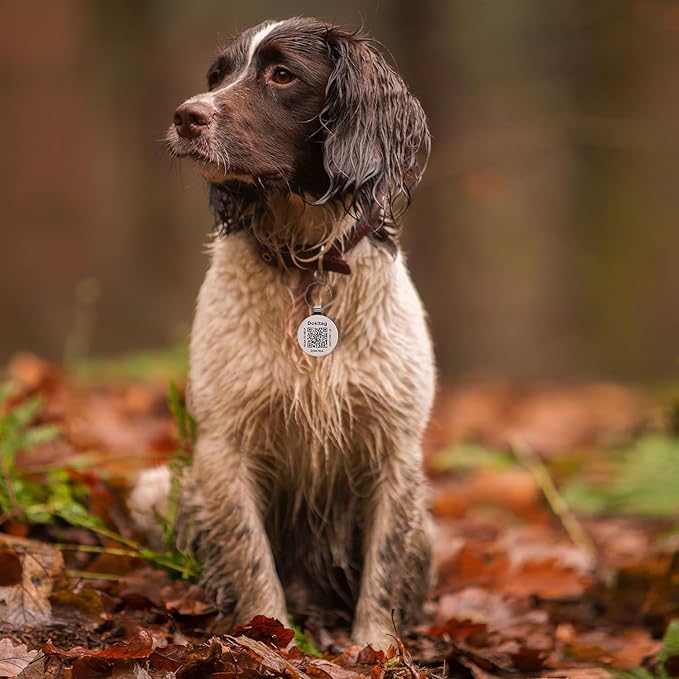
[{"x1": 305, "y1": 326, "x2": 329, "y2": 349}]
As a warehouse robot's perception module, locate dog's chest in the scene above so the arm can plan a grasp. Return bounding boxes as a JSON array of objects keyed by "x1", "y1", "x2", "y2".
[{"x1": 189, "y1": 234, "x2": 434, "y2": 460}]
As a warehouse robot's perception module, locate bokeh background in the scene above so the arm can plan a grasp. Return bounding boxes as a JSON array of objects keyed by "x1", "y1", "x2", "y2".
[{"x1": 3, "y1": 0, "x2": 679, "y2": 381}]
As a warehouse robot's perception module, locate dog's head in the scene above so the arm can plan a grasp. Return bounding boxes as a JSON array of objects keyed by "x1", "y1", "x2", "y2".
[{"x1": 167, "y1": 17, "x2": 429, "y2": 224}]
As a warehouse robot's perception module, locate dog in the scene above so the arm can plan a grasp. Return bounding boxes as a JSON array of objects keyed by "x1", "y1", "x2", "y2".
[{"x1": 130, "y1": 16, "x2": 435, "y2": 649}]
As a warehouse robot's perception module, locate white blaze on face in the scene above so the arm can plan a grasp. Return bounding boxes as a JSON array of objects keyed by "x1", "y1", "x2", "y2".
[
  {"x1": 186, "y1": 20, "x2": 283, "y2": 107},
  {"x1": 219, "y1": 20, "x2": 283, "y2": 92}
]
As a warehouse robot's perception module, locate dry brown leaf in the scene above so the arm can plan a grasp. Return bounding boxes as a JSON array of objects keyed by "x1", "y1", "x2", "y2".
[
  {"x1": 232, "y1": 616, "x2": 295, "y2": 649},
  {"x1": 427, "y1": 618, "x2": 488, "y2": 643},
  {"x1": 43, "y1": 629, "x2": 154, "y2": 661},
  {"x1": 149, "y1": 644, "x2": 190, "y2": 671},
  {"x1": 566, "y1": 628, "x2": 661, "y2": 670},
  {"x1": 0, "y1": 638, "x2": 38, "y2": 678},
  {"x1": 0, "y1": 555, "x2": 22, "y2": 587},
  {"x1": 332, "y1": 644, "x2": 386, "y2": 667},
  {"x1": 0, "y1": 536, "x2": 63, "y2": 627},
  {"x1": 292, "y1": 657, "x2": 365, "y2": 679}
]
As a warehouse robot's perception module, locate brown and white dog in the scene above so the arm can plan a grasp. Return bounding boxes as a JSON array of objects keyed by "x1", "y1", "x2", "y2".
[{"x1": 130, "y1": 17, "x2": 435, "y2": 648}]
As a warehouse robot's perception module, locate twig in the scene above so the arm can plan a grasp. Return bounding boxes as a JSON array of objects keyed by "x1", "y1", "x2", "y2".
[
  {"x1": 389, "y1": 609, "x2": 420, "y2": 679},
  {"x1": 510, "y1": 436, "x2": 598, "y2": 562}
]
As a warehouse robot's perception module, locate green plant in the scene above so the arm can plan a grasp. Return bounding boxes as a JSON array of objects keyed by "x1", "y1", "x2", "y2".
[
  {"x1": 429, "y1": 442, "x2": 516, "y2": 472},
  {"x1": 0, "y1": 383, "x2": 63, "y2": 523},
  {"x1": 72, "y1": 341, "x2": 188, "y2": 383},
  {"x1": 156, "y1": 382, "x2": 196, "y2": 549},
  {"x1": 563, "y1": 435, "x2": 679, "y2": 517},
  {"x1": 288, "y1": 618, "x2": 323, "y2": 657},
  {"x1": 0, "y1": 381, "x2": 199, "y2": 580}
]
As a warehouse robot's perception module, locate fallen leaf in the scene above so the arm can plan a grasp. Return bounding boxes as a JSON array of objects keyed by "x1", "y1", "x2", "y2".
[
  {"x1": 232, "y1": 615, "x2": 295, "y2": 649},
  {"x1": 0, "y1": 536, "x2": 64, "y2": 627},
  {"x1": 172, "y1": 638, "x2": 225, "y2": 678},
  {"x1": 70, "y1": 656, "x2": 112, "y2": 679},
  {"x1": 43, "y1": 629, "x2": 154, "y2": 661},
  {"x1": 541, "y1": 670, "x2": 610, "y2": 679},
  {"x1": 566, "y1": 628, "x2": 661, "y2": 670},
  {"x1": 508, "y1": 645, "x2": 547, "y2": 672},
  {"x1": 332, "y1": 644, "x2": 386, "y2": 667},
  {"x1": 228, "y1": 635, "x2": 303, "y2": 674},
  {"x1": 292, "y1": 657, "x2": 364, "y2": 679},
  {"x1": 149, "y1": 644, "x2": 190, "y2": 671},
  {"x1": 0, "y1": 638, "x2": 38, "y2": 678},
  {"x1": 0, "y1": 555, "x2": 22, "y2": 587},
  {"x1": 427, "y1": 618, "x2": 488, "y2": 643},
  {"x1": 119, "y1": 569, "x2": 213, "y2": 617}
]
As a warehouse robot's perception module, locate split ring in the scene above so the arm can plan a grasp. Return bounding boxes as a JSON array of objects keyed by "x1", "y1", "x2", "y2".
[{"x1": 304, "y1": 281, "x2": 333, "y2": 309}]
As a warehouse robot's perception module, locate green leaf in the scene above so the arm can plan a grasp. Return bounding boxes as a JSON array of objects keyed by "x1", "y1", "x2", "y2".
[
  {"x1": 562, "y1": 435, "x2": 679, "y2": 517},
  {"x1": 7, "y1": 396, "x2": 43, "y2": 429},
  {"x1": 429, "y1": 442, "x2": 516, "y2": 472},
  {"x1": 22, "y1": 424, "x2": 61, "y2": 448},
  {"x1": 659, "y1": 619, "x2": 679, "y2": 663}
]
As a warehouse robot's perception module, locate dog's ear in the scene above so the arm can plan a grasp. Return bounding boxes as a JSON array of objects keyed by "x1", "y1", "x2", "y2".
[{"x1": 317, "y1": 29, "x2": 430, "y2": 220}]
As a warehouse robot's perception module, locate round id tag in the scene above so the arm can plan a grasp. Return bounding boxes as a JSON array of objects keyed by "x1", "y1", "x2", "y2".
[{"x1": 297, "y1": 310, "x2": 339, "y2": 357}]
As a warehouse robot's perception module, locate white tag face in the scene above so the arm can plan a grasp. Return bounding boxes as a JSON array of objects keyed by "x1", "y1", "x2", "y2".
[{"x1": 297, "y1": 313, "x2": 339, "y2": 356}]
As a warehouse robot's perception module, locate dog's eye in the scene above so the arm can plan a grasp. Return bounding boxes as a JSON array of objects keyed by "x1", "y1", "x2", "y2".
[
  {"x1": 270, "y1": 67, "x2": 295, "y2": 85},
  {"x1": 207, "y1": 55, "x2": 233, "y2": 90},
  {"x1": 207, "y1": 65, "x2": 225, "y2": 89},
  {"x1": 207, "y1": 70, "x2": 222, "y2": 89}
]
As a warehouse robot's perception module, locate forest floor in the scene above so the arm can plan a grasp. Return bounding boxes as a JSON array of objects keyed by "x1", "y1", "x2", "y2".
[{"x1": 0, "y1": 349, "x2": 678, "y2": 679}]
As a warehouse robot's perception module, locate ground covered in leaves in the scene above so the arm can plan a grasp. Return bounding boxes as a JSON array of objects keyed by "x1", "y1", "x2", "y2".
[{"x1": 0, "y1": 351, "x2": 678, "y2": 678}]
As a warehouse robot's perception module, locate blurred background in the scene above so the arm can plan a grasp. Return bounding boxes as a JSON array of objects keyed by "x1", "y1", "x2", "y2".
[{"x1": 2, "y1": 0, "x2": 679, "y2": 382}]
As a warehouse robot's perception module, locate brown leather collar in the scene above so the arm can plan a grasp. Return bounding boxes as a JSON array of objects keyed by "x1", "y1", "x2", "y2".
[{"x1": 255, "y1": 203, "x2": 382, "y2": 276}]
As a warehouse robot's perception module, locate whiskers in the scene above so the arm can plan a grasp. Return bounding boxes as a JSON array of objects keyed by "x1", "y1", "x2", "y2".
[{"x1": 164, "y1": 128, "x2": 232, "y2": 181}]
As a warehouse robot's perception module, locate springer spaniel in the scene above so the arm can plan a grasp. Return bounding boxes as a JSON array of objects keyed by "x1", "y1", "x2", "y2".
[{"x1": 132, "y1": 16, "x2": 434, "y2": 648}]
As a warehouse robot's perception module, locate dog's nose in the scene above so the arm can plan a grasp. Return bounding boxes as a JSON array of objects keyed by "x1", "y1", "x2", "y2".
[{"x1": 173, "y1": 100, "x2": 215, "y2": 138}]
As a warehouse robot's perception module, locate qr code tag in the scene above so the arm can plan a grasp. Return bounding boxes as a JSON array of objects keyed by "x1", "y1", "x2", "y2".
[{"x1": 297, "y1": 313, "x2": 339, "y2": 356}]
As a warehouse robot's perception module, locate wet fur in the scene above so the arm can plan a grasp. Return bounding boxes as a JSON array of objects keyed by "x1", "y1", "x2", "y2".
[{"x1": 132, "y1": 17, "x2": 435, "y2": 648}]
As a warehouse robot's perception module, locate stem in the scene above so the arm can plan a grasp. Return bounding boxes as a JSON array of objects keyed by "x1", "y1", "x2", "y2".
[
  {"x1": 19, "y1": 453, "x2": 159, "y2": 475},
  {"x1": 65, "y1": 569, "x2": 121, "y2": 581},
  {"x1": 58, "y1": 537, "x2": 197, "y2": 577},
  {"x1": 56, "y1": 543, "x2": 140, "y2": 558},
  {"x1": 0, "y1": 459, "x2": 20, "y2": 516},
  {"x1": 80, "y1": 523, "x2": 142, "y2": 550},
  {"x1": 510, "y1": 436, "x2": 598, "y2": 561}
]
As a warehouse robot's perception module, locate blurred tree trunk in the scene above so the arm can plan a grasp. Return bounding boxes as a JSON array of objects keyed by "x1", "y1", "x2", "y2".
[
  {"x1": 0, "y1": 1, "x2": 99, "y2": 359},
  {"x1": 393, "y1": 0, "x2": 579, "y2": 379},
  {"x1": 572, "y1": 0, "x2": 679, "y2": 378}
]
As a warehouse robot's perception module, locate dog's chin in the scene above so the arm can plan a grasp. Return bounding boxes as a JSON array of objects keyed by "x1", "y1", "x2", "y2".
[
  {"x1": 192, "y1": 159, "x2": 232, "y2": 184},
  {"x1": 184, "y1": 156, "x2": 279, "y2": 187}
]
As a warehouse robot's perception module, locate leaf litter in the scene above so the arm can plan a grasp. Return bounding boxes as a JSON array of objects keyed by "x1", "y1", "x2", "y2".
[{"x1": 0, "y1": 352, "x2": 678, "y2": 677}]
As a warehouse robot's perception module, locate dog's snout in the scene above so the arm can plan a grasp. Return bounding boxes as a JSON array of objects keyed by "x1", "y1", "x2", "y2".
[{"x1": 173, "y1": 100, "x2": 216, "y2": 138}]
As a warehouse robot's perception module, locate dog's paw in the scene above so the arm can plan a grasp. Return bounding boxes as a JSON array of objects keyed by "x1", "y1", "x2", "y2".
[{"x1": 128, "y1": 465, "x2": 171, "y2": 550}]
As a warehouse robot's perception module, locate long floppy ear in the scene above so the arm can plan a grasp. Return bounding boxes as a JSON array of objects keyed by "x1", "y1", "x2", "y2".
[{"x1": 317, "y1": 28, "x2": 430, "y2": 222}]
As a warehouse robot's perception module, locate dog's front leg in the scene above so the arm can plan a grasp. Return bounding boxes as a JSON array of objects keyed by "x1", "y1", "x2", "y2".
[
  {"x1": 178, "y1": 434, "x2": 287, "y2": 625},
  {"x1": 351, "y1": 451, "x2": 432, "y2": 648}
]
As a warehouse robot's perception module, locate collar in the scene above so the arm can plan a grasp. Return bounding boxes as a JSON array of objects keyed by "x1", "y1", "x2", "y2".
[
  {"x1": 255, "y1": 203, "x2": 380, "y2": 276},
  {"x1": 209, "y1": 182, "x2": 393, "y2": 276}
]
